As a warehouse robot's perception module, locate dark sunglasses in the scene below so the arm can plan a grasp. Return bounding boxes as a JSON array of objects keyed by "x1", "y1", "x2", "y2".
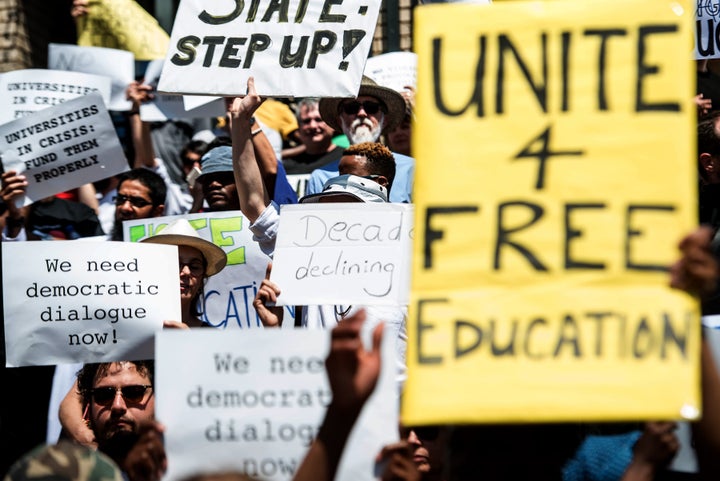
[
  {"x1": 90, "y1": 384, "x2": 153, "y2": 406},
  {"x1": 340, "y1": 100, "x2": 383, "y2": 116},
  {"x1": 114, "y1": 194, "x2": 152, "y2": 208},
  {"x1": 400, "y1": 426, "x2": 440, "y2": 441}
]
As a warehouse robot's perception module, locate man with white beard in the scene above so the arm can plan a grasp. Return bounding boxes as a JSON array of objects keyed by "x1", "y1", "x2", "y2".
[{"x1": 305, "y1": 76, "x2": 415, "y2": 203}]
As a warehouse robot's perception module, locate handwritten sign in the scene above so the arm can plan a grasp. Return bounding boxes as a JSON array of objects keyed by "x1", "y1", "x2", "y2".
[
  {"x1": 403, "y1": 0, "x2": 700, "y2": 424},
  {"x1": 0, "y1": 69, "x2": 111, "y2": 124},
  {"x1": 286, "y1": 173, "x2": 311, "y2": 199},
  {"x1": 364, "y1": 51, "x2": 417, "y2": 92},
  {"x1": 2, "y1": 241, "x2": 180, "y2": 367},
  {"x1": 156, "y1": 328, "x2": 398, "y2": 481},
  {"x1": 124, "y1": 211, "x2": 276, "y2": 329},
  {"x1": 76, "y1": 0, "x2": 170, "y2": 61},
  {"x1": 0, "y1": 92, "x2": 129, "y2": 207},
  {"x1": 695, "y1": 0, "x2": 720, "y2": 59},
  {"x1": 48, "y1": 43, "x2": 135, "y2": 112},
  {"x1": 139, "y1": 60, "x2": 225, "y2": 122},
  {"x1": 271, "y1": 204, "x2": 413, "y2": 306},
  {"x1": 157, "y1": 0, "x2": 382, "y2": 97}
]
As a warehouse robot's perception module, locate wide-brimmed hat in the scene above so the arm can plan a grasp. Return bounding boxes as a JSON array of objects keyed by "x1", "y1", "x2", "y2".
[
  {"x1": 299, "y1": 174, "x2": 388, "y2": 204},
  {"x1": 319, "y1": 76, "x2": 407, "y2": 134},
  {"x1": 140, "y1": 218, "x2": 227, "y2": 277}
]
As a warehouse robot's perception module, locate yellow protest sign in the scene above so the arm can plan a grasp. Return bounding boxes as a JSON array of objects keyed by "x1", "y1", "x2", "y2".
[
  {"x1": 76, "y1": 0, "x2": 169, "y2": 60},
  {"x1": 404, "y1": 0, "x2": 699, "y2": 424}
]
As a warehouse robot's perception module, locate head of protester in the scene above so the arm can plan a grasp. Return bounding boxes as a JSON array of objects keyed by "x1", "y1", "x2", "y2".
[
  {"x1": 319, "y1": 76, "x2": 407, "y2": 145},
  {"x1": 111, "y1": 169, "x2": 167, "y2": 241},
  {"x1": 386, "y1": 86, "x2": 415, "y2": 157},
  {"x1": 4, "y1": 441, "x2": 124, "y2": 481},
  {"x1": 195, "y1": 142, "x2": 240, "y2": 212},
  {"x1": 399, "y1": 424, "x2": 448, "y2": 481},
  {"x1": 76, "y1": 361, "x2": 155, "y2": 470},
  {"x1": 180, "y1": 139, "x2": 210, "y2": 181},
  {"x1": 697, "y1": 110, "x2": 720, "y2": 188},
  {"x1": 27, "y1": 195, "x2": 104, "y2": 241},
  {"x1": 337, "y1": 142, "x2": 396, "y2": 195},
  {"x1": 140, "y1": 218, "x2": 227, "y2": 328},
  {"x1": 298, "y1": 174, "x2": 388, "y2": 204},
  {"x1": 296, "y1": 97, "x2": 337, "y2": 155}
]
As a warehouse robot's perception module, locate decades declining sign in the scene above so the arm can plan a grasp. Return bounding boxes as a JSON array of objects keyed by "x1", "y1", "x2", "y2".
[{"x1": 404, "y1": 0, "x2": 700, "y2": 423}]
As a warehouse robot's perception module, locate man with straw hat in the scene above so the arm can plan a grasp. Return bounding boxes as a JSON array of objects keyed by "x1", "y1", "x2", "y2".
[{"x1": 305, "y1": 76, "x2": 415, "y2": 203}]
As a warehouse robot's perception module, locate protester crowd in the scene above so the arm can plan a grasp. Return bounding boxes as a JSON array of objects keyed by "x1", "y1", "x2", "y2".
[{"x1": 3, "y1": 3, "x2": 720, "y2": 481}]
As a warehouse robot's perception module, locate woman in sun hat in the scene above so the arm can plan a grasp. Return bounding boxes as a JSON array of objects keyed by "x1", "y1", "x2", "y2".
[{"x1": 141, "y1": 218, "x2": 227, "y2": 328}]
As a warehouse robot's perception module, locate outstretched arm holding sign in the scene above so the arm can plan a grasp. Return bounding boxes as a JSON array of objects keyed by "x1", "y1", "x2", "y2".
[{"x1": 224, "y1": 96, "x2": 279, "y2": 202}]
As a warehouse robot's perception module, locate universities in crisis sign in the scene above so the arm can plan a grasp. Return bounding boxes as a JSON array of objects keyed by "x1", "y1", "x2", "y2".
[{"x1": 404, "y1": 0, "x2": 699, "y2": 423}]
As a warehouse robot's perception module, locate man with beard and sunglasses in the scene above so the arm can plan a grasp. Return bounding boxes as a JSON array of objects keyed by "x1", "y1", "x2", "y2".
[
  {"x1": 304, "y1": 76, "x2": 415, "y2": 203},
  {"x1": 74, "y1": 361, "x2": 166, "y2": 481}
]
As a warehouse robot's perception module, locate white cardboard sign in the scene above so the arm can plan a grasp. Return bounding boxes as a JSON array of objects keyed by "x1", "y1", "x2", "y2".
[
  {"x1": 0, "y1": 92, "x2": 129, "y2": 208},
  {"x1": 364, "y1": 51, "x2": 418, "y2": 92},
  {"x1": 2, "y1": 241, "x2": 181, "y2": 367},
  {"x1": 156, "y1": 328, "x2": 398, "y2": 481},
  {"x1": 48, "y1": 43, "x2": 135, "y2": 111},
  {"x1": 271, "y1": 203, "x2": 413, "y2": 306},
  {"x1": 123, "y1": 211, "x2": 277, "y2": 329},
  {"x1": 286, "y1": 173, "x2": 311, "y2": 199},
  {"x1": 0, "y1": 69, "x2": 111, "y2": 125},
  {"x1": 696, "y1": 2, "x2": 720, "y2": 59},
  {"x1": 158, "y1": 0, "x2": 382, "y2": 97},
  {"x1": 140, "y1": 59, "x2": 226, "y2": 122}
]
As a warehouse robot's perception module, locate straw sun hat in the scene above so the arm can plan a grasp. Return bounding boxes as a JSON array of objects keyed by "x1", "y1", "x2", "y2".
[
  {"x1": 318, "y1": 75, "x2": 407, "y2": 134},
  {"x1": 140, "y1": 218, "x2": 227, "y2": 277}
]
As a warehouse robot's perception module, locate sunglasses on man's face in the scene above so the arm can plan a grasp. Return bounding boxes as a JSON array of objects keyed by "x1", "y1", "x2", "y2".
[
  {"x1": 90, "y1": 384, "x2": 153, "y2": 406},
  {"x1": 113, "y1": 194, "x2": 152, "y2": 208},
  {"x1": 400, "y1": 426, "x2": 441, "y2": 441},
  {"x1": 340, "y1": 100, "x2": 384, "y2": 116}
]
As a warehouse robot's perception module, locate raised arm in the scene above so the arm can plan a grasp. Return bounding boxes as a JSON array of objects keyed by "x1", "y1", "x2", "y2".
[
  {"x1": 126, "y1": 81, "x2": 157, "y2": 170},
  {"x1": 619, "y1": 422, "x2": 678, "y2": 481},
  {"x1": 227, "y1": 77, "x2": 270, "y2": 223},
  {"x1": 76, "y1": 182, "x2": 100, "y2": 214},
  {"x1": 669, "y1": 226, "x2": 720, "y2": 479},
  {"x1": 253, "y1": 261, "x2": 284, "y2": 327},
  {"x1": 58, "y1": 378, "x2": 96, "y2": 447},
  {"x1": 0, "y1": 170, "x2": 30, "y2": 239},
  {"x1": 293, "y1": 309, "x2": 383, "y2": 481},
  {"x1": 250, "y1": 124, "x2": 279, "y2": 201}
]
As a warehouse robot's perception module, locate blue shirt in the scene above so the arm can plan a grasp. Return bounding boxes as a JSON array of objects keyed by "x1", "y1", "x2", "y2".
[{"x1": 273, "y1": 161, "x2": 298, "y2": 205}]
